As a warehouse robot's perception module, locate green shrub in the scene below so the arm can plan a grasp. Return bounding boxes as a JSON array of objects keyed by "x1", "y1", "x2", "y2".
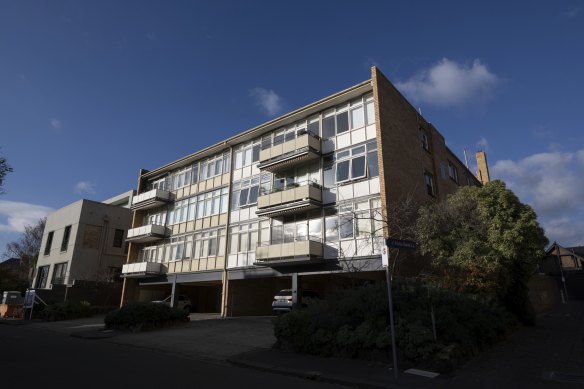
[
  {"x1": 104, "y1": 302, "x2": 189, "y2": 332},
  {"x1": 41, "y1": 302, "x2": 94, "y2": 321},
  {"x1": 273, "y1": 280, "x2": 518, "y2": 372}
]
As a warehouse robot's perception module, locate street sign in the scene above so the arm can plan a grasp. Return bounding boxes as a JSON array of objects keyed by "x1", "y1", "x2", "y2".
[
  {"x1": 386, "y1": 238, "x2": 417, "y2": 250},
  {"x1": 381, "y1": 245, "x2": 389, "y2": 267}
]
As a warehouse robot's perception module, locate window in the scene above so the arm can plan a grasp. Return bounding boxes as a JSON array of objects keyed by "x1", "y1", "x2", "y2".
[
  {"x1": 35, "y1": 266, "x2": 49, "y2": 288},
  {"x1": 168, "y1": 188, "x2": 228, "y2": 224},
  {"x1": 113, "y1": 229, "x2": 124, "y2": 248},
  {"x1": 234, "y1": 140, "x2": 260, "y2": 169},
  {"x1": 44, "y1": 231, "x2": 54, "y2": 255},
  {"x1": 193, "y1": 228, "x2": 226, "y2": 259},
  {"x1": 199, "y1": 151, "x2": 230, "y2": 181},
  {"x1": 333, "y1": 141, "x2": 378, "y2": 184},
  {"x1": 52, "y1": 262, "x2": 67, "y2": 285},
  {"x1": 424, "y1": 172, "x2": 435, "y2": 196},
  {"x1": 322, "y1": 94, "x2": 373, "y2": 139},
  {"x1": 229, "y1": 222, "x2": 260, "y2": 254},
  {"x1": 169, "y1": 235, "x2": 193, "y2": 261},
  {"x1": 323, "y1": 198, "x2": 382, "y2": 243},
  {"x1": 420, "y1": 128, "x2": 429, "y2": 151},
  {"x1": 60, "y1": 225, "x2": 71, "y2": 252},
  {"x1": 232, "y1": 175, "x2": 261, "y2": 210},
  {"x1": 170, "y1": 165, "x2": 192, "y2": 190},
  {"x1": 448, "y1": 161, "x2": 459, "y2": 183}
]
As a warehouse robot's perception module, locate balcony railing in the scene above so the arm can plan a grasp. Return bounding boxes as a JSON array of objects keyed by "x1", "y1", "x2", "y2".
[
  {"x1": 256, "y1": 181, "x2": 322, "y2": 218},
  {"x1": 126, "y1": 224, "x2": 169, "y2": 243},
  {"x1": 258, "y1": 131, "x2": 321, "y2": 172},
  {"x1": 255, "y1": 239, "x2": 324, "y2": 266},
  {"x1": 131, "y1": 188, "x2": 173, "y2": 210},
  {"x1": 121, "y1": 261, "x2": 164, "y2": 278}
]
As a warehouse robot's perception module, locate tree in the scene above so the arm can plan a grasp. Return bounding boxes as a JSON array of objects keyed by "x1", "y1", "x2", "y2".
[
  {"x1": 415, "y1": 180, "x2": 548, "y2": 323},
  {"x1": 3, "y1": 218, "x2": 46, "y2": 284},
  {"x1": 0, "y1": 151, "x2": 13, "y2": 194}
]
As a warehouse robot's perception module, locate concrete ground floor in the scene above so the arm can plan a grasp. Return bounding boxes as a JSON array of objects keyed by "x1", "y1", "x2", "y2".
[{"x1": 121, "y1": 256, "x2": 385, "y2": 316}]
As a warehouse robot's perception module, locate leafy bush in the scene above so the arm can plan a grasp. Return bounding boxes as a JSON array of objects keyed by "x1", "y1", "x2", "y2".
[
  {"x1": 104, "y1": 302, "x2": 189, "y2": 332},
  {"x1": 41, "y1": 302, "x2": 93, "y2": 321},
  {"x1": 273, "y1": 280, "x2": 517, "y2": 372},
  {"x1": 40, "y1": 302, "x2": 118, "y2": 321}
]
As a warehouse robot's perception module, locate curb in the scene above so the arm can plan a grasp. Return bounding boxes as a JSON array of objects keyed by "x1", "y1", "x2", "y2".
[{"x1": 227, "y1": 356, "x2": 394, "y2": 389}]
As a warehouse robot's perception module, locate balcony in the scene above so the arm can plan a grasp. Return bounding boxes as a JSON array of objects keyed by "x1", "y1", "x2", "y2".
[
  {"x1": 258, "y1": 131, "x2": 321, "y2": 172},
  {"x1": 256, "y1": 182, "x2": 322, "y2": 218},
  {"x1": 121, "y1": 261, "x2": 164, "y2": 278},
  {"x1": 255, "y1": 239, "x2": 324, "y2": 266},
  {"x1": 131, "y1": 188, "x2": 172, "y2": 211},
  {"x1": 126, "y1": 224, "x2": 169, "y2": 243}
]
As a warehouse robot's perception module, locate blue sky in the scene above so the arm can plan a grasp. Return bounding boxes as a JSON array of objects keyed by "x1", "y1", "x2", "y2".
[{"x1": 1, "y1": 1, "x2": 583, "y2": 254}]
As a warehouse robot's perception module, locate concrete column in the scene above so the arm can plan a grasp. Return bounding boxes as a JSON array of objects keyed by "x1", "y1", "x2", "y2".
[
  {"x1": 170, "y1": 275, "x2": 177, "y2": 308},
  {"x1": 292, "y1": 273, "x2": 302, "y2": 309}
]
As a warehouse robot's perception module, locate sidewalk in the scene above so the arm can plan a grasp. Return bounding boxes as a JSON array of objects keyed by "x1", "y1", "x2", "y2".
[{"x1": 4, "y1": 302, "x2": 583, "y2": 388}]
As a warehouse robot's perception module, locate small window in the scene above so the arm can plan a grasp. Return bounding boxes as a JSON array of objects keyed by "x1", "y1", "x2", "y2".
[
  {"x1": 448, "y1": 161, "x2": 459, "y2": 184},
  {"x1": 44, "y1": 231, "x2": 54, "y2": 255},
  {"x1": 61, "y1": 225, "x2": 71, "y2": 252},
  {"x1": 113, "y1": 229, "x2": 124, "y2": 248},
  {"x1": 424, "y1": 172, "x2": 435, "y2": 196},
  {"x1": 420, "y1": 128, "x2": 429, "y2": 151}
]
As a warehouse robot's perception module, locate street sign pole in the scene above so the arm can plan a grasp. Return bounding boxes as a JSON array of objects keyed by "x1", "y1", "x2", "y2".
[{"x1": 383, "y1": 246, "x2": 398, "y2": 380}]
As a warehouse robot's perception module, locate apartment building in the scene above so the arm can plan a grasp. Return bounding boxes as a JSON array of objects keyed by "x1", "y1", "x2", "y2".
[
  {"x1": 32, "y1": 191, "x2": 133, "y2": 304},
  {"x1": 120, "y1": 67, "x2": 482, "y2": 316}
]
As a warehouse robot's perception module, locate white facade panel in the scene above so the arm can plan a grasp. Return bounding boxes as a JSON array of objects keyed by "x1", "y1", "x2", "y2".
[
  {"x1": 337, "y1": 133, "x2": 351, "y2": 149},
  {"x1": 369, "y1": 177, "x2": 380, "y2": 194},
  {"x1": 353, "y1": 180, "x2": 369, "y2": 198},
  {"x1": 351, "y1": 128, "x2": 366, "y2": 145},
  {"x1": 338, "y1": 185, "x2": 353, "y2": 202},
  {"x1": 366, "y1": 124, "x2": 376, "y2": 140}
]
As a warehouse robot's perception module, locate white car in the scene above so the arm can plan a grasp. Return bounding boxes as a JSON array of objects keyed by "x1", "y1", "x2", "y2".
[
  {"x1": 152, "y1": 295, "x2": 192, "y2": 313},
  {"x1": 272, "y1": 289, "x2": 319, "y2": 313}
]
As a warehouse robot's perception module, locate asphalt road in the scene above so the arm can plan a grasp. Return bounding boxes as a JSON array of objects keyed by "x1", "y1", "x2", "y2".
[{"x1": 0, "y1": 324, "x2": 347, "y2": 389}]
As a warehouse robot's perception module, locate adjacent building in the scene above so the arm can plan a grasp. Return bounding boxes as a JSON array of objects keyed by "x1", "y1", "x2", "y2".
[
  {"x1": 32, "y1": 191, "x2": 134, "y2": 304},
  {"x1": 120, "y1": 67, "x2": 482, "y2": 315}
]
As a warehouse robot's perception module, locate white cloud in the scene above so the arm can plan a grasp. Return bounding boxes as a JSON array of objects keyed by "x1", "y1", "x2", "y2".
[
  {"x1": 51, "y1": 118, "x2": 62, "y2": 130},
  {"x1": 396, "y1": 58, "x2": 498, "y2": 108},
  {"x1": 74, "y1": 180, "x2": 96, "y2": 195},
  {"x1": 0, "y1": 200, "x2": 53, "y2": 233},
  {"x1": 249, "y1": 88, "x2": 283, "y2": 116},
  {"x1": 491, "y1": 149, "x2": 584, "y2": 246}
]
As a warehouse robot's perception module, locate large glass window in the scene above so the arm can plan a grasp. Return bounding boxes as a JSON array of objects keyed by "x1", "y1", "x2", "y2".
[
  {"x1": 229, "y1": 222, "x2": 259, "y2": 254},
  {"x1": 193, "y1": 228, "x2": 226, "y2": 259},
  {"x1": 232, "y1": 175, "x2": 261, "y2": 210},
  {"x1": 234, "y1": 140, "x2": 260, "y2": 168},
  {"x1": 52, "y1": 262, "x2": 67, "y2": 285},
  {"x1": 332, "y1": 140, "x2": 378, "y2": 184},
  {"x1": 35, "y1": 266, "x2": 49, "y2": 288}
]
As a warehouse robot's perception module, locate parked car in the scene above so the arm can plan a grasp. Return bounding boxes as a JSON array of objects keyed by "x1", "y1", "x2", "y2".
[
  {"x1": 272, "y1": 289, "x2": 319, "y2": 313},
  {"x1": 152, "y1": 295, "x2": 192, "y2": 313}
]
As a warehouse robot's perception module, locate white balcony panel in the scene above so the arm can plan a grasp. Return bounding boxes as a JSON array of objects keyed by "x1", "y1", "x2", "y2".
[
  {"x1": 121, "y1": 261, "x2": 163, "y2": 277},
  {"x1": 126, "y1": 224, "x2": 168, "y2": 243},
  {"x1": 131, "y1": 189, "x2": 172, "y2": 210}
]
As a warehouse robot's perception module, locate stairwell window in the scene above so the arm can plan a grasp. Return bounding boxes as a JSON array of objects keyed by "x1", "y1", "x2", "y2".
[
  {"x1": 424, "y1": 172, "x2": 435, "y2": 196},
  {"x1": 60, "y1": 225, "x2": 71, "y2": 252},
  {"x1": 44, "y1": 231, "x2": 54, "y2": 255},
  {"x1": 448, "y1": 161, "x2": 459, "y2": 184},
  {"x1": 420, "y1": 128, "x2": 429, "y2": 151}
]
